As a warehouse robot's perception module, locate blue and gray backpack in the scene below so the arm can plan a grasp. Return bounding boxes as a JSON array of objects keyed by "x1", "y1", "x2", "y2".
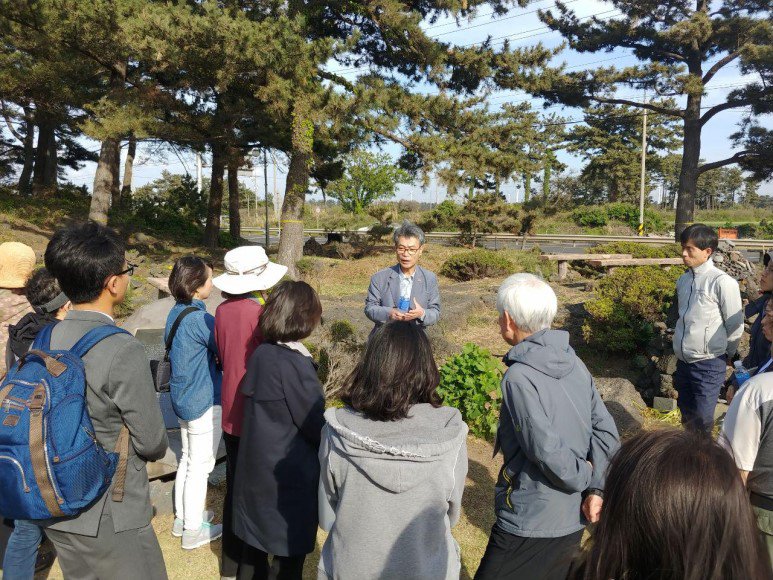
[{"x1": 0, "y1": 323, "x2": 131, "y2": 519}]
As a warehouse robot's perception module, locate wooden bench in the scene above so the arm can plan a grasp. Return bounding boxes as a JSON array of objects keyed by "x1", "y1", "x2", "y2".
[
  {"x1": 147, "y1": 277, "x2": 171, "y2": 298},
  {"x1": 586, "y1": 257, "x2": 684, "y2": 274},
  {"x1": 540, "y1": 254, "x2": 633, "y2": 280}
]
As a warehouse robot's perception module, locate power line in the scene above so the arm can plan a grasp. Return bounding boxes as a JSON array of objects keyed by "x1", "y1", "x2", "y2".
[{"x1": 422, "y1": 0, "x2": 557, "y2": 32}]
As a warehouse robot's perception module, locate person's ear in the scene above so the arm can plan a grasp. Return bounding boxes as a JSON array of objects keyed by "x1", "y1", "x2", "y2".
[{"x1": 105, "y1": 274, "x2": 121, "y2": 297}]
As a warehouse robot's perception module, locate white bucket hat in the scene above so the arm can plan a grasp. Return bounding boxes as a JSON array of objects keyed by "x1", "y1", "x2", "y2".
[{"x1": 213, "y1": 246, "x2": 287, "y2": 295}]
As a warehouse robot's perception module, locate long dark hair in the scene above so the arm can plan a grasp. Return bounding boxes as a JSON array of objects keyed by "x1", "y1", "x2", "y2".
[
  {"x1": 259, "y1": 281, "x2": 321, "y2": 342},
  {"x1": 340, "y1": 321, "x2": 440, "y2": 421},
  {"x1": 573, "y1": 429, "x2": 771, "y2": 580}
]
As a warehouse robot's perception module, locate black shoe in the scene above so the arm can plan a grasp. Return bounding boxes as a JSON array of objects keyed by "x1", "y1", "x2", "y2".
[{"x1": 34, "y1": 550, "x2": 56, "y2": 573}]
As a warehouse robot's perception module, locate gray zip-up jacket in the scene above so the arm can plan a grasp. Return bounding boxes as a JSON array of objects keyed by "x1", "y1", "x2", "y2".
[
  {"x1": 673, "y1": 258, "x2": 743, "y2": 364},
  {"x1": 318, "y1": 405, "x2": 468, "y2": 580},
  {"x1": 495, "y1": 329, "x2": 619, "y2": 538}
]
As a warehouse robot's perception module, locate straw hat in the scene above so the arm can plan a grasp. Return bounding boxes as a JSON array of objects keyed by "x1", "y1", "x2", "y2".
[
  {"x1": 213, "y1": 246, "x2": 287, "y2": 295},
  {"x1": 0, "y1": 242, "x2": 36, "y2": 289}
]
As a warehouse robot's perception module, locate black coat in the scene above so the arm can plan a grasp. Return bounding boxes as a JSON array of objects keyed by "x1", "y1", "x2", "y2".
[{"x1": 232, "y1": 342, "x2": 325, "y2": 557}]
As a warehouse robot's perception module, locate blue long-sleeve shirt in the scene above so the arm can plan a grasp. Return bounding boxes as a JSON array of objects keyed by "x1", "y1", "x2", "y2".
[{"x1": 165, "y1": 299, "x2": 222, "y2": 421}]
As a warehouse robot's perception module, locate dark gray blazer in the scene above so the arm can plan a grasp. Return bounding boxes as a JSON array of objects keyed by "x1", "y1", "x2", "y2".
[
  {"x1": 44, "y1": 310, "x2": 168, "y2": 536},
  {"x1": 364, "y1": 264, "x2": 441, "y2": 331}
]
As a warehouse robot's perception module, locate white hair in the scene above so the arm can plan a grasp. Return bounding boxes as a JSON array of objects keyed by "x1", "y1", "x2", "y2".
[{"x1": 496, "y1": 273, "x2": 557, "y2": 333}]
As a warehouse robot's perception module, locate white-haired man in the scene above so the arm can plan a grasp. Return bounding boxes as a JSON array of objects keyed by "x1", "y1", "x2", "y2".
[{"x1": 475, "y1": 274, "x2": 620, "y2": 580}]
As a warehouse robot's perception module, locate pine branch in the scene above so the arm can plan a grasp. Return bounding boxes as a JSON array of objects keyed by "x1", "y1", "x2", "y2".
[
  {"x1": 0, "y1": 101, "x2": 24, "y2": 142},
  {"x1": 591, "y1": 96, "x2": 683, "y2": 117},
  {"x1": 697, "y1": 151, "x2": 753, "y2": 174},
  {"x1": 702, "y1": 51, "x2": 740, "y2": 85},
  {"x1": 700, "y1": 98, "x2": 753, "y2": 126}
]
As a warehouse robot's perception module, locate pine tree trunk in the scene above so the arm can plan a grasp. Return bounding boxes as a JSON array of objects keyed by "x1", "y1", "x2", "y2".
[
  {"x1": 120, "y1": 134, "x2": 136, "y2": 198},
  {"x1": 277, "y1": 100, "x2": 313, "y2": 278},
  {"x1": 204, "y1": 144, "x2": 226, "y2": 248},
  {"x1": 43, "y1": 130, "x2": 57, "y2": 191},
  {"x1": 89, "y1": 137, "x2": 120, "y2": 224},
  {"x1": 31, "y1": 119, "x2": 53, "y2": 196},
  {"x1": 523, "y1": 173, "x2": 531, "y2": 202},
  {"x1": 228, "y1": 153, "x2": 241, "y2": 241},
  {"x1": 675, "y1": 94, "x2": 701, "y2": 240},
  {"x1": 542, "y1": 156, "x2": 551, "y2": 199},
  {"x1": 17, "y1": 108, "x2": 34, "y2": 194}
]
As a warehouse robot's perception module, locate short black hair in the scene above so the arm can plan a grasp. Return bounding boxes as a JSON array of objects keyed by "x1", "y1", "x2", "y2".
[
  {"x1": 45, "y1": 221, "x2": 126, "y2": 304},
  {"x1": 25, "y1": 268, "x2": 62, "y2": 309},
  {"x1": 340, "y1": 321, "x2": 441, "y2": 421},
  {"x1": 680, "y1": 223, "x2": 718, "y2": 252},
  {"x1": 259, "y1": 281, "x2": 321, "y2": 342},
  {"x1": 169, "y1": 256, "x2": 213, "y2": 304}
]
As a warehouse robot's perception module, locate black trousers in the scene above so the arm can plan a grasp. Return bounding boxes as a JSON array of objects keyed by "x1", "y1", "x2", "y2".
[
  {"x1": 475, "y1": 524, "x2": 583, "y2": 580},
  {"x1": 222, "y1": 432, "x2": 244, "y2": 578},
  {"x1": 237, "y1": 543, "x2": 305, "y2": 580}
]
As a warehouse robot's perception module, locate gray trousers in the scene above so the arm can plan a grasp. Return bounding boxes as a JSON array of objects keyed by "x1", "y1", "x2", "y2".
[{"x1": 46, "y1": 512, "x2": 167, "y2": 580}]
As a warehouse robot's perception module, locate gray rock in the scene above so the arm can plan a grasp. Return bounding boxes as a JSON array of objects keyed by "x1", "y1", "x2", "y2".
[
  {"x1": 594, "y1": 377, "x2": 645, "y2": 435},
  {"x1": 713, "y1": 253, "x2": 724, "y2": 263},
  {"x1": 656, "y1": 353, "x2": 678, "y2": 375},
  {"x1": 653, "y1": 396, "x2": 678, "y2": 412}
]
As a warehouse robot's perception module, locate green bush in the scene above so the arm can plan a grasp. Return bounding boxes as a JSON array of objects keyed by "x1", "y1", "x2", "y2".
[
  {"x1": 440, "y1": 249, "x2": 515, "y2": 281},
  {"x1": 329, "y1": 319, "x2": 356, "y2": 343},
  {"x1": 417, "y1": 200, "x2": 461, "y2": 232},
  {"x1": 571, "y1": 206, "x2": 608, "y2": 227},
  {"x1": 438, "y1": 343, "x2": 502, "y2": 440},
  {"x1": 589, "y1": 241, "x2": 682, "y2": 259},
  {"x1": 582, "y1": 266, "x2": 683, "y2": 353}
]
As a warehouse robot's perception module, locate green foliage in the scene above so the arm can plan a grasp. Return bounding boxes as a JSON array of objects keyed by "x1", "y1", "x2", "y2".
[
  {"x1": 727, "y1": 220, "x2": 773, "y2": 240},
  {"x1": 571, "y1": 203, "x2": 666, "y2": 232},
  {"x1": 582, "y1": 266, "x2": 683, "y2": 353},
  {"x1": 328, "y1": 151, "x2": 410, "y2": 214},
  {"x1": 571, "y1": 206, "x2": 608, "y2": 227},
  {"x1": 440, "y1": 249, "x2": 515, "y2": 281},
  {"x1": 329, "y1": 319, "x2": 356, "y2": 344},
  {"x1": 0, "y1": 185, "x2": 89, "y2": 228},
  {"x1": 456, "y1": 193, "x2": 520, "y2": 247},
  {"x1": 589, "y1": 241, "x2": 682, "y2": 259},
  {"x1": 438, "y1": 343, "x2": 502, "y2": 440},
  {"x1": 417, "y1": 200, "x2": 461, "y2": 232}
]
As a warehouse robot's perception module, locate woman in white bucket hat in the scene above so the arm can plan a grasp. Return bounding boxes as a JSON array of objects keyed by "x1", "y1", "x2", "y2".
[{"x1": 212, "y1": 246, "x2": 287, "y2": 577}]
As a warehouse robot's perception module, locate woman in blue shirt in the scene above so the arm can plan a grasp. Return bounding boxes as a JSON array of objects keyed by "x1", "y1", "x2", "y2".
[{"x1": 165, "y1": 256, "x2": 223, "y2": 550}]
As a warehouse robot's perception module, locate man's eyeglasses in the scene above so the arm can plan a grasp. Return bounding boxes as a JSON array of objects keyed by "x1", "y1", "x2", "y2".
[
  {"x1": 116, "y1": 263, "x2": 137, "y2": 277},
  {"x1": 396, "y1": 246, "x2": 421, "y2": 255}
]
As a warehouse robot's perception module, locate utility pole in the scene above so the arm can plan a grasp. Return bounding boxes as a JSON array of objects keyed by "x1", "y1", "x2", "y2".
[
  {"x1": 196, "y1": 152, "x2": 203, "y2": 194},
  {"x1": 264, "y1": 149, "x2": 269, "y2": 250},
  {"x1": 638, "y1": 100, "x2": 648, "y2": 236}
]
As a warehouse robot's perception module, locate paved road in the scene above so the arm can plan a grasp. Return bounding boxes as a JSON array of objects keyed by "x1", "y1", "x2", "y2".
[{"x1": 245, "y1": 235, "x2": 764, "y2": 263}]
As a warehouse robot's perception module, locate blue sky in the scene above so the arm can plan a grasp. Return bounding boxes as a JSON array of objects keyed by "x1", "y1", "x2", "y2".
[{"x1": 63, "y1": 0, "x2": 772, "y2": 202}]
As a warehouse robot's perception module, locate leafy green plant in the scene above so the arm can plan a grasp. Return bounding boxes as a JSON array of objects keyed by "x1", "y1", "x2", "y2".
[
  {"x1": 329, "y1": 319, "x2": 356, "y2": 343},
  {"x1": 438, "y1": 343, "x2": 502, "y2": 440},
  {"x1": 582, "y1": 265, "x2": 683, "y2": 353},
  {"x1": 571, "y1": 206, "x2": 608, "y2": 227},
  {"x1": 440, "y1": 249, "x2": 515, "y2": 281},
  {"x1": 589, "y1": 241, "x2": 682, "y2": 259}
]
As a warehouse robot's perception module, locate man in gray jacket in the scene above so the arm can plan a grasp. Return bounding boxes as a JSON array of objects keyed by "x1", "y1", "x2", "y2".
[
  {"x1": 364, "y1": 221, "x2": 440, "y2": 335},
  {"x1": 43, "y1": 222, "x2": 169, "y2": 579},
  {"x1": 476, "y1": 273, "x2": 620, "y2": 580},
  {"x1": 673, "y1": 224, "x2": 743, "y2": 433}
]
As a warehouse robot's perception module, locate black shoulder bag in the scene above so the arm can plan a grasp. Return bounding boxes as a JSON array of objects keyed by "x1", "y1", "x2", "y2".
[{"x1": 150, "y1": 306, "x2": 199, "y2": 393}]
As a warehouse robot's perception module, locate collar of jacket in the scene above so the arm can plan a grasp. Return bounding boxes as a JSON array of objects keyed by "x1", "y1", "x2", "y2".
[
  {"x1": 65, "y1": 310, "x2": 115, "y2": 324},
  {"x1": 389, "y1": 264, "x2": 423, "y2": 279},
  {"x1": 691, "y1": 259, "x2": 716, "y2": 276}
]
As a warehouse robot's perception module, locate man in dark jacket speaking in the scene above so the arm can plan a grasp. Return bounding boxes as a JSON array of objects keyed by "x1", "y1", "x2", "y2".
[{"x1": 475, "y1": 273, "x2": 620, "y2": 580}]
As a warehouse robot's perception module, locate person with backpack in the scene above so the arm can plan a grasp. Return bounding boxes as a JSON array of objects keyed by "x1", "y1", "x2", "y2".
[
  {"x1": 164, "y1": 256, "x2": 223, "y2": 549},
  {"x1": 212, "y1": 245, "x2": 286, "y2": 578},
  {"x1": 2, "y1": 268, "x2": 69, "y2": 579},
  {"x1": 318, "y1": 321, "x2": 468, "y2": 580},
  {"x1": 232, "y1": 281, "x2": 324, "y2": 580},
  {"x1": 38, "y1": 221, "x2": 168, "y2": 578},
  {"x1": 0, "y1": 241, "x2": 37, "y2": 375}
]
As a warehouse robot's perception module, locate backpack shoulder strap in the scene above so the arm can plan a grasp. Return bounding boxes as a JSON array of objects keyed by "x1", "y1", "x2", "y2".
[
  {"x1": 164, "y1": 306, "x2": 200, "y2": 360},
  {"x1": 70, "y1": 326, "x2": 132, "y2": 359},
  {"x1": 31, "y1": 322, "x2": 56, "y2": 351}
]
